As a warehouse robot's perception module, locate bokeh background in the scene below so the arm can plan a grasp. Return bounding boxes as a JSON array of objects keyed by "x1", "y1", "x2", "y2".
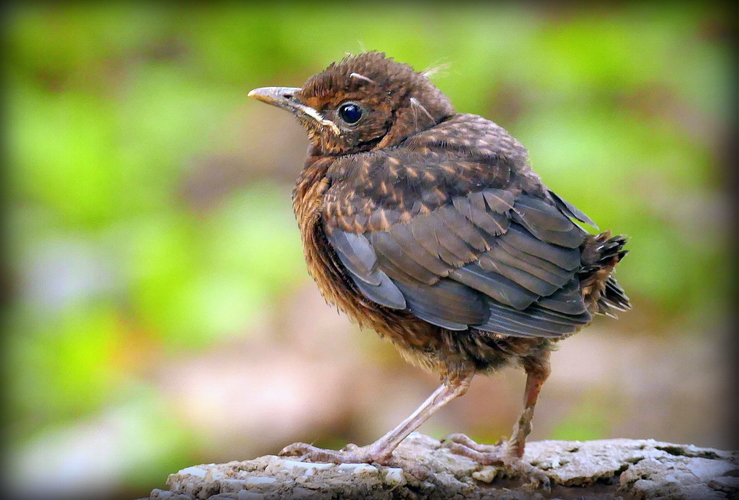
[{"x1": 3, "y1": 3, "x2": 736, "y2": 499}]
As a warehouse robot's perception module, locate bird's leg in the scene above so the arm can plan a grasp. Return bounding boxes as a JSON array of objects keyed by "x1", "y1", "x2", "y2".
[
  {"x1": 443, "y1": 352, "x2": 551, "y2": 485},
  {"x1": 508, "y1": 353, "x2": 551, "y2": 458},
  {"x1": 280, "y1": 374, "x2": 472, "y2": 465}
]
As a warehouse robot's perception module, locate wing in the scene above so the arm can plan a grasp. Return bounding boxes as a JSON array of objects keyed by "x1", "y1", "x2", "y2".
[{"x1": 322, "y1": 117, "x2": 593, "y2": 338}]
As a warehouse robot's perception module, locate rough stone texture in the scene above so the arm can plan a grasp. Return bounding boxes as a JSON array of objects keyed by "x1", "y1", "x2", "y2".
[{"x1": 142, "y1": 433, "x2": 739, "y2": 500}]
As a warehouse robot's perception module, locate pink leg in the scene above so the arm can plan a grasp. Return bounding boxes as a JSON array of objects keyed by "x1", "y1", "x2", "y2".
[
  {"x1": 508, "y1": 354, "x2": 551, "y2": 458},
  {"x1": 443, "y1": 353, "x2": 552, "y2": 484},
  {"x1": 281, "y1": 375, "x2": 473, "y2": 464}
]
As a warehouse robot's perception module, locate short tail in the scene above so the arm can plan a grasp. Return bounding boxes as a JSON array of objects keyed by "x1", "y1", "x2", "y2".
[{"x1": 580, "y1": 231, "x2": 631, "y2": 317}]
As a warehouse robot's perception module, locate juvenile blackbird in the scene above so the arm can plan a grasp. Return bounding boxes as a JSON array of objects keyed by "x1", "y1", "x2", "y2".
[{"x1": 248, "y1": 52, "x2": 629, "y2": 473}]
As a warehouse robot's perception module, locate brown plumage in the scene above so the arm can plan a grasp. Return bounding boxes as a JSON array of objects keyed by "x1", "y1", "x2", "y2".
[{"x1": 249, "y1": 52, "x2": 629, "y2": 476}]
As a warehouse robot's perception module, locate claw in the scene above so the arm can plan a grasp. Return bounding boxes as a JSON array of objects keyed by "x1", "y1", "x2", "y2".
[
  {"x1": 442, "y1": 433, "x2": 550, "y2": 488},
  {"x1": 511, "y1": 460, "x2": 551, "y2": 491},
  {"x1": 279, "y1": 442, "x2": 310, "y2": 457}
]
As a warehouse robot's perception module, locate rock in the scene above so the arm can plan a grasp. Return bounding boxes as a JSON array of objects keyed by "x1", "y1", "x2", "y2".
[{"x1": 142, "y1": 433, "x2": 738, "y2": 499}]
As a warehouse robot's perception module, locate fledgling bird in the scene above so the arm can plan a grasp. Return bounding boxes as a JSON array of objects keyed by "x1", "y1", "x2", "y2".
[{"x1": 248, "y1": 52, "x2": 629, "y2": 475}]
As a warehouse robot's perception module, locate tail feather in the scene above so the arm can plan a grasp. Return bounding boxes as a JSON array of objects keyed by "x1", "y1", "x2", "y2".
[
  {"x1": 602, "y1": 277, "x2": 630, "y2": 312},
  {"x1": 580, "y1": 231, "x2": 631, "y2": 316}
]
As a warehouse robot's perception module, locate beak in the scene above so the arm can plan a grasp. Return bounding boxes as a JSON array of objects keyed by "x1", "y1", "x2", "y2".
[
  {"x1": 248, "y1": 87, "x2": 305, "y2": 114},
  {"x1": 248, "y1": 86, "x2": 340, "y2": 135}
]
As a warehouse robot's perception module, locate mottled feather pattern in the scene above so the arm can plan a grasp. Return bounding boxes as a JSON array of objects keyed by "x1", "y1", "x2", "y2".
[{"x1": 324, "y1": 115, "x2": 519, "y2": 233}]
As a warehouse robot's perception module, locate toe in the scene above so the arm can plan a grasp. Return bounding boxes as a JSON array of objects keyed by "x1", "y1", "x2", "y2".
[
  {"x1": 441, "y1": 434, "x2": 501, "y2": 454},
  {"x1": 516, "y1": 462, "x2": 551, "y2": 490},
  {"x1": 279, "y1": 443, "x2": 341, "y2": 463},
  {"x1": 441, "y1": 433, "x2": 477, "y2": 446},
  {"x1": 443, "y1": 441, "x2": 504, "y2": 465},
  {"x1": 280, "y1": 442, "x2": 311, "y2": 456}
]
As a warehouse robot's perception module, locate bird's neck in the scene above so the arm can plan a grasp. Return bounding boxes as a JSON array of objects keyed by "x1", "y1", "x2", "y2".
[{"x1": 376, "y1": 101, "x2": 454, "y2": 151}]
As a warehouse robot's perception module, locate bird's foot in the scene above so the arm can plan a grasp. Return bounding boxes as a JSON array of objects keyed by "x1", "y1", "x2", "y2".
[
  {"x1": 279, "y1": 442, "x2": 392, "y2": 465},
  {"x1": 441, "y1": 433, "x2": 506, "y2": 464},
  {"x1": 441, "y1": 433, "x2": 550, "y2": 489}
]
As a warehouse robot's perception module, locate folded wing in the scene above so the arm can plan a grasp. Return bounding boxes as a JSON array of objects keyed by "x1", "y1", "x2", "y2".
[{"x1": 324, "y1": 159, "x2": 594, "y2": 338}]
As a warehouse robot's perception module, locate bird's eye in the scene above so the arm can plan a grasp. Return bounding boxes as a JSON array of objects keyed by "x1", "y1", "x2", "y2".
[{"x1": 338, "y1": 103, "x2": 363, "y2": 125}]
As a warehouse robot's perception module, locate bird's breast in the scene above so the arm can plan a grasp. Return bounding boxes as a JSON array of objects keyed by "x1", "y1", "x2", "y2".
[{"x1": 293, "y1": 157, "x2": 375, "y2": 320}]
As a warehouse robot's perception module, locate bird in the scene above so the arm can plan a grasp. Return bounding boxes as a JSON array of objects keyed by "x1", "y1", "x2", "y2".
[{"x1": 248, "y1": 51, "x2": 629, "y2": 476}]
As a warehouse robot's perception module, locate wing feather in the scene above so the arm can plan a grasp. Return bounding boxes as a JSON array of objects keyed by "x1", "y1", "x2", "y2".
[
  {"x1": 474, "y1": 254, "x2": 560, "y2": 296},
  {"x1": 501, "y1": 225, "x2": 580, "y2": 270},
  {"x1": 535, "y1": 279, "x2": 588, "y2": 315},
  {"x1": 394, "y1": 278, "x2": 487, "y2": 330},
  {"x1": 353, "y1": 272, "x2": 407, "y2": 310},
  {"x1": 387, "y1": 223, "x2": 450, "y2": 275},
  {"x1": 480, "y1": 245, "x2": 570, "y2": 288},
  {"x1": 511, "y1": 195, "x2": 586, "y2": 248},
  {"x1": 548, "y1": 190, "x2": 598, "y2": 228},
  {"x1": 450, "y1": 263, "x2": 539, "y2": 310},
  {"x1": 325, "y1": 229, "x2": 379, "y2": 285},
  {"x1": 369, "y1": 231, "x2": 439, "y2": 284},
  {"x1": 452, "y1": 196, "x2": 509, "y2": 235}
]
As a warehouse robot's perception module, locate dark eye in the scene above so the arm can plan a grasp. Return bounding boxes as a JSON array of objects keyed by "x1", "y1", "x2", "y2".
[{"x1": 338, "y1": 103, "x2": 363, "y2": 124}]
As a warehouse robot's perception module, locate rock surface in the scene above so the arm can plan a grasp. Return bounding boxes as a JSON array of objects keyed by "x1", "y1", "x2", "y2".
[{"x1": 143, "y1": 433, "x2": 739, "y2": 499}]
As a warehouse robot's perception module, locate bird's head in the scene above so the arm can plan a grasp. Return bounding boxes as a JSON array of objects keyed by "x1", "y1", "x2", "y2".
[{"x1": 248, "y1": 52, "x2": 454, "y2": 156}]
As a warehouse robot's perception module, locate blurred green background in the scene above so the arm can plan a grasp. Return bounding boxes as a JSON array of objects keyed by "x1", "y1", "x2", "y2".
[{"x1": 4, "y1": 3, "x2": 735, "y2": 499}]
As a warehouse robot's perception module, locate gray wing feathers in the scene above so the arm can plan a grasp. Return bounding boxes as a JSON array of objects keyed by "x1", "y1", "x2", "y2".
[
  {"x1": 352, "y1": 273, "x2": 407, "y2": 310},
  {"x1": 326, "y1": 229, "x2": 380, "y2": 285},
  {"x1": 325, "y1": 187, "x2": 594, "y2": 338},
  {"x1": 548, "y1": 190, "x2": 598, "y2": 228},
  {"x1": 511, "y1": 195, "x2": 586, "y2": 248},
  {"x1": 394, "y1": 279, "x2": 487, "y2": 331},
  {"x1": 326, "y1": 229, "x2": 407, "y2": 309},
  {"x1": 450, "y1": 264, "x2": 539, "y2": 310}
]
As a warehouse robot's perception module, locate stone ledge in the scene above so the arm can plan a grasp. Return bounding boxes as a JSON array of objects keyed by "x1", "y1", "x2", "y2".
[{"x1": 143, "y1": 433, "x2": 739, "y2": 499}]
